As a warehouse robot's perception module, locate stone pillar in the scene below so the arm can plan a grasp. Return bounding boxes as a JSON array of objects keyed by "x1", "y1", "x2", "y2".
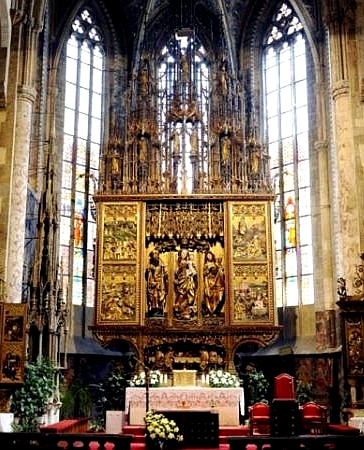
[
  {"x1": 312, "y1": 140, "x2": 338, "y2": 350},
  {"x1": 325, "y1": 1, "x2": 363, "y2": 289},
  {"x1": 312, "y1": 140, "x2": 335, "y2": 311},
  {"x1": 6, "y1": 85, "x2": 35, "y2": 302},
  {"x1": 331, "y1": 82, "x2": 361, "y2": 288}
]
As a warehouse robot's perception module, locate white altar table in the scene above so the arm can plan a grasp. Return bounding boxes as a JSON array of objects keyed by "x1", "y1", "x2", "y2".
[{"x1": 125, "y1": 386, "x2": 244, "y2": 426}]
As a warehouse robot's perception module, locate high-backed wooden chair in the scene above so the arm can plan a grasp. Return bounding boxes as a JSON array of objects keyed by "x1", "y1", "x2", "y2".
[
  {"x1": 274, "y1": 373, "x2": 295, "y2": 400},
  {"x1": 248, "y1": 402, "x2": 271, "y2": 435},
  {"x1": 300, "y1": 401, "x2": 328, "y2": 434}
]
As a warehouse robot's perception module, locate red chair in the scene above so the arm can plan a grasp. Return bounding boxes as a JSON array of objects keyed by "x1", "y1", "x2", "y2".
[
  {"x1": 248, "y1": 402, "x2": 271, "y2": 435},
  {"x1": 274, "y1": 373, "x2": 295, "y2": 400},
  {"x1": 300, "y1": 401, "x2": 328, "y2": 434}
]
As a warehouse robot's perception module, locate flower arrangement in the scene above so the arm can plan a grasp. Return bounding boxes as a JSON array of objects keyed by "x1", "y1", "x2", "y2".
[
  {"x1": 144, "y1": 410, "x2": 183, "y2": 448},
  {"x1": 129, "y1": 370, "x2": 162, "y2": 387},
  {"x1": 208, "y1": 369, "x2": 241, "y2": 388}
]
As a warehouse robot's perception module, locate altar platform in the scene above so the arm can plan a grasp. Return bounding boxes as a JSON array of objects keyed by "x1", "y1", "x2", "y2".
[{"x1": 125, "y1": 386, "x2": 244, "y2": 426}]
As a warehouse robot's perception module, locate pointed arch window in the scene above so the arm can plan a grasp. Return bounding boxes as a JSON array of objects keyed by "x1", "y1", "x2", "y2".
[
  {"x1": 60, "y1": 8, "x2": 104, "y2": 307},
  {"x1": 263, "y1": 2, "x2": 314, "y2": 307}
]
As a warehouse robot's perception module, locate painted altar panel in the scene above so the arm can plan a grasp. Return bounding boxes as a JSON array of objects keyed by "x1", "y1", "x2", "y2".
[
  {"x1": 228, "y1": 201, "x2": 274, "y2": 324},
  {"x1": 95, "y1": 202, "x2": 142, "y2": 325},
  {"x1": 0, "y1": 303, "x2": 27, "y2": 383}
]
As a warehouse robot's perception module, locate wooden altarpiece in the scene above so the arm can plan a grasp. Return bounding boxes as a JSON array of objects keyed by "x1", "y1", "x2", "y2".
[
  {"x1": 90, "y1": 28, "x2": 281, "y2": 372},
  {"x1": 91, "y1": 197, "x2": 280, "y2": 375}
]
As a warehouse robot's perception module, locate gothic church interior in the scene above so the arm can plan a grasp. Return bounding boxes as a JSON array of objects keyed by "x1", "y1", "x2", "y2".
[{"x1": 0, "y1": 0, "x2": 364, "y2": 421}]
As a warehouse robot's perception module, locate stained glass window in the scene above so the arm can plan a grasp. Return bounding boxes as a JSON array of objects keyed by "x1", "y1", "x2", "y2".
[
  {"x1": 60, "y1": 9, "x2": 104, "y2": 307},
  {"x1": 157, "y1": 31, "x2": 209, "y2": 194},
  {"x1": 263, "y1": 2, "x2": 314, "y2": 306}
]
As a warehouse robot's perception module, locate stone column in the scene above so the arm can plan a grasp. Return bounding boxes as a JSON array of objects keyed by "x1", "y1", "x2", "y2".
[
  {"x1": 331, "y1": 82, "x2": 361, "y2": 289},
  {"x1": 6, "y1": 85, "x2": 36, "y2": 302},
  {"x1": 312, "y1": 140, "x2": 335, "y2": 311},
  {"x1": 325, "y1": 1, "x2": 363, "y2": 289}
]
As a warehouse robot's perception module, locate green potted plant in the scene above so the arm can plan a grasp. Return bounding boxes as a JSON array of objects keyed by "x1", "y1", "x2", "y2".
[
  {"x1": 340, "y1": 386, "x2": 352, "y2": 424},
  {"x1": 60, "y1": 378, "x2": 93, "y2": 420},
  {"x1": 92, "y1": 368, "x2": 128, "y2": 433},
  {"x1": 296, "y1": 380, "x2": 314, "y2": 406},
  {"x1": 10, "y1": 358, "x2": 57, "y2": 432},
  {"x1": 245, "y1": 368, "x2": 269, "y2": 405}
]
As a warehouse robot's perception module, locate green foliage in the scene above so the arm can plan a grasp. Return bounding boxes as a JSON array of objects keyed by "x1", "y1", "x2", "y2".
[
  {"x1": 296, "y1": 380, "x2": 314, "y2": 406},
  {"x1": 91, "y1": 368, "x2": 127, "y2": 427},
  {"x1": 340, "y1": 387, "x2": 352, "y2": 423},
  {"x1": 10, "y1": 358, "x2": 57, "y2": 432},
  {"x1": 88, "y1": 418, "x2": 105, "y2": 432},
  {"x1": 101, "y1": 369, "x2": 127, "y2": 411},
  {"x1": 246, "y1": 369, "x2": 269, "y2": 405},
  {"x1": 60, "y1": 378, "x2": 93, "y2": 419}
]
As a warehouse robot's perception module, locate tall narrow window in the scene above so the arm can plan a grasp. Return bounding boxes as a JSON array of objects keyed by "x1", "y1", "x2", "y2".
[
  {"x1": 157, "y1": 30, "x2": 209, "y2": 194},
  {"x1": 60, "y1": 9, "x2": 104, "y2": 307},
  {"x1": 263, "y1": 2, "x2": 314, "y2": 307}
]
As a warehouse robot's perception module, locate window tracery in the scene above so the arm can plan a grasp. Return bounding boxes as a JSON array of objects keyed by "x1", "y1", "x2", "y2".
[
  {"x1": 60, "y1": 8, "x2": 104, "y2": 308},
  {"x1": 263, "y1": 2, "x2": 314, "y2": 307}
]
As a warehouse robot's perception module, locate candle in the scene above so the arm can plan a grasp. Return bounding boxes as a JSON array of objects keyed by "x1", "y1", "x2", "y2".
[
  {"x1": 205, "y1": 374, "x2": 209, "y2": 385},
  {"x1": 208, "y1": 203, "x2": 211, "y2": 235},
  {"x1": 158, "y1": 204, "x2": 162, "y2": 236},
  {"x1": 201, "y1": 374, "x2": 205, "y2": 385},
  {"x1": 164, "y1": 373, "x2": 168, "y2": 385}
]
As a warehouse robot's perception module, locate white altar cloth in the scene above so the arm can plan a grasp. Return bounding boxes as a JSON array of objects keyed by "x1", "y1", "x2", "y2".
[
  {"x1": 349, "y1": 417, "x2": 364, "y2": 434},
  {"x1": 125, "y1": 386, "x2": 244, "y2": 426}
]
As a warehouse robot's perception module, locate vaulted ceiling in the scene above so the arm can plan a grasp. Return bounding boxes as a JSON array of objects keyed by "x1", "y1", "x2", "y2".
[{"x1": 50, "y1": 0, "x2": 293, "y2": 70}]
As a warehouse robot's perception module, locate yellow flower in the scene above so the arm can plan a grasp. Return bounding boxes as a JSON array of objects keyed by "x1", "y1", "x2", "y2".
[{"x1": 144, "y1": 410, "x2": 183, "y2": 443}]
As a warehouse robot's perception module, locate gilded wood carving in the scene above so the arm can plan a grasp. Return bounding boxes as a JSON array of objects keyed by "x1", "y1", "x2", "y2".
[
  {"x1": 96, "y1": 202, "x2": 140, "y2": 325},
  {"x1": 229, "y1": 201, "x2": 274, "y2": 324},
  {"x1": 0, "y1": 303, "x2": 27, "y2": 383}
]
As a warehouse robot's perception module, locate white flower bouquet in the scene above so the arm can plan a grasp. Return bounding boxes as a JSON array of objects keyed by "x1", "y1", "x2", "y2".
[
  {"x1": 129, "y1": 370, "x2": 162, "y2": 387},
  {"x1": 208, "y1": 369, "x2": 241, "y2": 388},
  {"x1": 144, "y1": 410, "x2": 183, "y2": 447}
]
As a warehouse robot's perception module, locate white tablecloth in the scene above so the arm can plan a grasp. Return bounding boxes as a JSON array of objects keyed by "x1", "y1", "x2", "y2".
[
  {"x1": 349, "y1": 416, "x2": 364, "y2": 434},
  {"x1": 125, "y1": 386, "x2": 244, "y2": 426}
]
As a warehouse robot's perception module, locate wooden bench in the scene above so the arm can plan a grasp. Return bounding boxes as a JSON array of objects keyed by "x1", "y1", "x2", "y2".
[
  {"x1": 40, "y1": 418, "x2": 89, "y2": 433},
  {"x1": 0, "y1": 432, "x2": 134, "y2": 450},
  {"x1": 228, "y1": 434, "x2": 364, "y2": 450}
]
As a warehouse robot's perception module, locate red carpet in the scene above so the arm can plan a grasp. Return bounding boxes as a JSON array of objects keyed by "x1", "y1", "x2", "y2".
[{"x1": 123, "y1": 424, "x2": 249, "y2": 450}]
